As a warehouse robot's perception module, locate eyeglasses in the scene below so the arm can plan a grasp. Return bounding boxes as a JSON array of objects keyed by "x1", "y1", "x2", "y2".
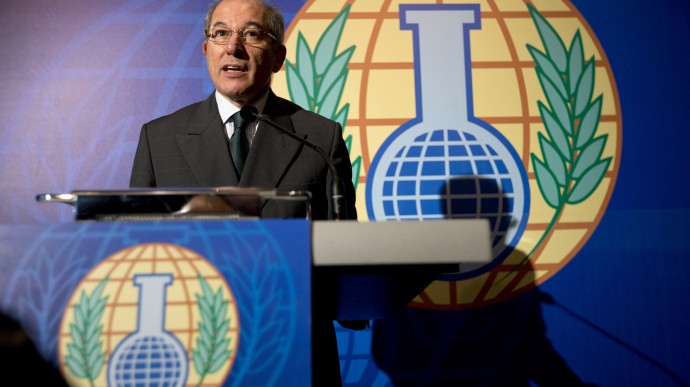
[{"x1": 206, "y1": 25, "x2": 277, "y2": 46}]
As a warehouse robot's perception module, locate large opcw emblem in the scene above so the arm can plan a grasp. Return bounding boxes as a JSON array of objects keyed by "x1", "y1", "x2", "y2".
[{"x1": 275, "y1": 0, "x2": 621, "y2": 309}]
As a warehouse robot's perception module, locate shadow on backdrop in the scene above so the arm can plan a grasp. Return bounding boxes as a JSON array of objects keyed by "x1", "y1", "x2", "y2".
[{"x1": 371, "y1": 176, "x2": 590, "y2": 386}]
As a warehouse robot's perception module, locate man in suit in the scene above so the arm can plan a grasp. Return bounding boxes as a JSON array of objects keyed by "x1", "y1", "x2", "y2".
[{"x1": 130, "y1": 0, "x2": 357, "y2": 384}]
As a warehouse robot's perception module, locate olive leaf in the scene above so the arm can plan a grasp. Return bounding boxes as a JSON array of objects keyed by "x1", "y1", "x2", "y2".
[
  {"x1": 531, "y1": 154, "x2": 560, "y2": 208},
  {"x1": 539, "y1": 133, "x2": 567, "y2": 187},
  {"x1": 567, "y1": 31, "x2": 585, "y2": 94},
  {"x1": 528, "y1": 45, "x2": 567, "y2": 100},
  {"x1": 538, "y1": 101, "x2": 570, "y2": 160},
  {"x1": 528, "y1": 3, "x2": 568, "y2": 72},
  {"x1": 576, "y1": 95, "x2": 603, "y2": 148}
]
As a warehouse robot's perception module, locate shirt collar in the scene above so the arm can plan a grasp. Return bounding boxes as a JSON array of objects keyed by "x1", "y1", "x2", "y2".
[{"x1": 215, "y1": 90, "x2": 269, "y2": 124}]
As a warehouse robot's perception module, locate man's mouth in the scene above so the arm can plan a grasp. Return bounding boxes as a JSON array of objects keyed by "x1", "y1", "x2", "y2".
[{"x1": 222, "y1": 64, "x2": 246, "y2": 73}]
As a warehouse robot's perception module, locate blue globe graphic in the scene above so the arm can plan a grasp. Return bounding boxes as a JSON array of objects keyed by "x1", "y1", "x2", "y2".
[
  {"x1": 367, "y1": 126, "x2": 530, "y2": 278},
  {"x1": 110, "y1": 335, "x2": 186, "y2": 386}
]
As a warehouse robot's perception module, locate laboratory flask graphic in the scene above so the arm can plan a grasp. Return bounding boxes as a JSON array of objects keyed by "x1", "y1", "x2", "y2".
[
  {"x1": 107, "y1": 274, "x2": 189, "y2": 386},
  {"x1": 366, "y1": 4, "x2": 530, "y2": 277}
]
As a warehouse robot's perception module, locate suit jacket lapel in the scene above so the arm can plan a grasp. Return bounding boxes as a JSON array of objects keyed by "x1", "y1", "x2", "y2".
[
  {"x1": 240, "y1": 92, "x2": 301, "y2": 189},
  {"x1": 176, "y1": 94, "x2": 239, "y2": 186}
]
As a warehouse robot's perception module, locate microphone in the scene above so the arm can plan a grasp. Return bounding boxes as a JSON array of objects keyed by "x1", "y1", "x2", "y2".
[{"x1": 239, "y1": 105, "x2": 346, "y2": 220}]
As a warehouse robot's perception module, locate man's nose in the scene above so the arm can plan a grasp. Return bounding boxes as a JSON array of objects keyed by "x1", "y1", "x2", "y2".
[{"x1": 224, "y1": 34, "x2": 244, "y2": 53}]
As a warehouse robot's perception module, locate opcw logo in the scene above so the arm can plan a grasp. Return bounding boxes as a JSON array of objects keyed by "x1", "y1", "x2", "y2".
[
  {"x1": 274, "y1": 1, "x2": 620, "y2": 309},
  {"x1": 58, "y1": 243, "x2": 239, "y2": 386}
]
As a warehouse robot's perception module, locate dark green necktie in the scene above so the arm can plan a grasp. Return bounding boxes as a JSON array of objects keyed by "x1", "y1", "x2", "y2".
[{"x1": 229, "y1": 111, "x2": 249, "y2": 177}]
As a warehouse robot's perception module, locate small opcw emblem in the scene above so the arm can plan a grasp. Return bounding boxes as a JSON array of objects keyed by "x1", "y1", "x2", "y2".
[{"x1": 59, "y1": 243, "x2": 239, "y2": 386}]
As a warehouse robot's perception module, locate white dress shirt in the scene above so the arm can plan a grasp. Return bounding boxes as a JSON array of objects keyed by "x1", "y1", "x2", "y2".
[{"x1": 214, "y1": 90, "x2": 269, "y2": 147}]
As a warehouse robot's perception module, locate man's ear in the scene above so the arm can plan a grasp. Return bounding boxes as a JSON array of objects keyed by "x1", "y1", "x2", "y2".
[
  {"x1": 272, "y1": 44, "x2": 287, "y2": 73},
  {"x1": 202, "y1": 40, "x2": 208, "y2": 56}
]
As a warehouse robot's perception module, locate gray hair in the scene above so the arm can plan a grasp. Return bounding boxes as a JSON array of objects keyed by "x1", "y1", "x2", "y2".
[{"x1": 204, "y1": 0, "x2": 285, "y2": 45}]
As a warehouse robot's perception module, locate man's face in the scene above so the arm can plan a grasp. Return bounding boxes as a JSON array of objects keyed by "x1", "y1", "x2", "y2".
[{"x1": 203, "y1": 0, "x2": 286, "y2": 107}]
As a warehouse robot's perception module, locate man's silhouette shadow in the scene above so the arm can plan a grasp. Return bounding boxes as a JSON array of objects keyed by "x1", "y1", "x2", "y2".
[{"x1": 371, "y1": 176, "x2": 587, "y2": 386}]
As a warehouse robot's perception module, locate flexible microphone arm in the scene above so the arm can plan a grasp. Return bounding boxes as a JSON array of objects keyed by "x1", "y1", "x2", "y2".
[{"x1": 240, "y1": 105, "x2": 345, "y2": 220}]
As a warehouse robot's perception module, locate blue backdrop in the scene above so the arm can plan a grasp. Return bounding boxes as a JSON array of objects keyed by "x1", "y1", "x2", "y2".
[{"x1": 1, "y1": 1, "x2": 688, "y2": 386}]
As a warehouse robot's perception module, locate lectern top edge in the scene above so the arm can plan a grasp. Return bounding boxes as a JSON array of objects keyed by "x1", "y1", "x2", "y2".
[{"x1": 36, "y1": 187, "x2": 312, "y2": 221}]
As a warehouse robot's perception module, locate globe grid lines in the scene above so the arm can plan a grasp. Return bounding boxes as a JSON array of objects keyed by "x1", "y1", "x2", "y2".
[
  {"x1": 111, "y1": 336, "x2": 184, "y2": 385},
  {"x1": 378, "y1": 128, "x2": 513, "y2": 251}
]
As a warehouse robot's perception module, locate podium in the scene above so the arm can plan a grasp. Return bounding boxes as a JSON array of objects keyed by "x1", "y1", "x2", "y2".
[
  {"x1": 0, "y1": 190, "x2": 490, "y2": 386},
  {"x1": 313, "y1": 219, "x2": 490, "y2": 320}
]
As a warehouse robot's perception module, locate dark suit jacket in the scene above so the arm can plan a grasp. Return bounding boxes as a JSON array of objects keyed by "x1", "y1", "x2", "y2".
[
  {"x1": 130, "y1": 90, "x2": 356, "y2": 221},
  {"x1": 130, "y1": 90, "x2": 356, "y2": 386}
]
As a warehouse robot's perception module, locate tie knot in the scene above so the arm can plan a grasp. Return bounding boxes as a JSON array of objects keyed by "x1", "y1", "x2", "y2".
[{"x1": 232, "y1": 111, "x2": 248, "y2": 130}]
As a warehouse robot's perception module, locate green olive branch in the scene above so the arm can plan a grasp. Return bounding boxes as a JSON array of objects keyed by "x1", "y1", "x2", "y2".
[
  {"x1": 65, "y1": 277, "x2": 109, "y2": 387},
  {"x1": 285, "y1": 5, "x2": 362, "y2": 189}
]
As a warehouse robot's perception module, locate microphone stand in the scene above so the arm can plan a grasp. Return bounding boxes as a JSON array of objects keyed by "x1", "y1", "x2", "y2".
[{"x1": 240, "y1": 106, "x2": 345, "y2": 220}]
